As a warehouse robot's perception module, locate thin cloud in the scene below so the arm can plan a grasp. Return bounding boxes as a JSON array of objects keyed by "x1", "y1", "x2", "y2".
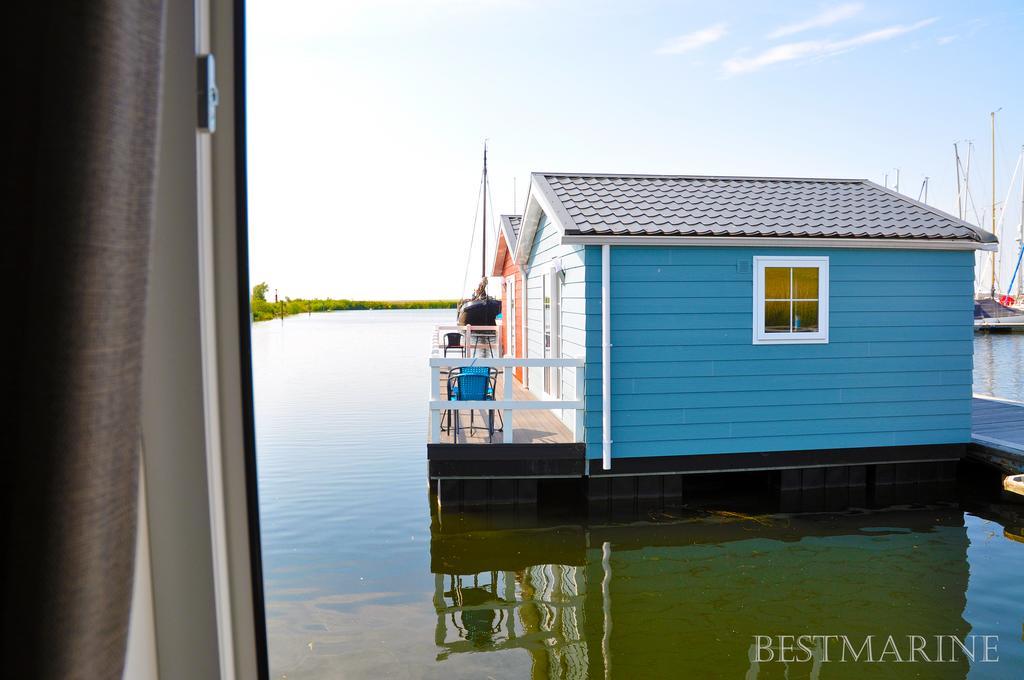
[
  {"x1": 936, "y1": 35, "x2": 957, "y2": 45},
  {"x1": 657, "y1": 23, "x2": 728, "y2": 55},
  {"x1": 724, "y1": 17, "x2": 938, "y2": 75},
  {"x1": 768, "y1": 3, "x2": 863, "y2": 39}
]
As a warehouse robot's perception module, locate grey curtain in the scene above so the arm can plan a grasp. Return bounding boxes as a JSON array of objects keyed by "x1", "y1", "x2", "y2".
[{"x1": 2, "y1": 2, "x2": 166, "y2": 678}]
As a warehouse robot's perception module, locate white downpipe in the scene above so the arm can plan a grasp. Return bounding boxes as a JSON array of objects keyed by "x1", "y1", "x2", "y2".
[{"x1": 601, "y1": 245, "x2": 612, "y2": 470}]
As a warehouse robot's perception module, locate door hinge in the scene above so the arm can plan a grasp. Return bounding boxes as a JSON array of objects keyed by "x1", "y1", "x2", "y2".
[{"x1": 197, "y1": 54, "x2": 219, "y2": 133}]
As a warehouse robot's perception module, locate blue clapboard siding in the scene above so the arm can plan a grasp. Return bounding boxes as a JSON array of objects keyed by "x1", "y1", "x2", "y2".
[
  {"x1": 524, "y1": 213, "x2": 587, "y2": 427},
  {"x1": 583, "y1": 246, "x2": 975, "y2": 460}
]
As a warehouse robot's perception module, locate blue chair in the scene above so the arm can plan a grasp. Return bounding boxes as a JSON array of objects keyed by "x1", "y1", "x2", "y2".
[
  {"x1": 445, "y1": 367, "x2": 499, "y2": 441},
  {"x1": 459, "y1": 366, "x2": 504, "y2": 431},
  {"x1": 459, "y1": 366, "x2": 493, "y2": 394}
]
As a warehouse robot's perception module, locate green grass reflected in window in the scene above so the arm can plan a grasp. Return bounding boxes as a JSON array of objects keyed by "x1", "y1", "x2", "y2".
[
  {"x1": 794, "y1": 300, "x2": 819, "y2": 332},
  {"x1": 793, "y1": 267, "x2": 818, "y2": 299},
  {"x1": 764, "y1": 301, "x2": 791, "y2": 333},
  {"x1": 765, "y1": 267, "x2": 790, "y2": 298},
  {"x1": 763, "y1": 266, "x2": 820, "y2": 334}
]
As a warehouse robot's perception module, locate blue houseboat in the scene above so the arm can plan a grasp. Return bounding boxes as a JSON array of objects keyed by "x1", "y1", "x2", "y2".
[{"x1": 429, "y1": 172, "x2": 997, "y2": 503}]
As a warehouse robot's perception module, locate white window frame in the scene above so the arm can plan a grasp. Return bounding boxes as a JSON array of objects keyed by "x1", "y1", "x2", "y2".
[
  {"x1": 543, "y1": 273, "x2": 552, "y2": 393},
  {"x1": 552, "y1": 273, "x2": 561, "y2": 399},
  {"x1": 505, "y1": 274, "x2": 516, "y2": 357},
  {"x1": 540, "y1": 270, "x2": 562, "y2": 398},
  {"x1": 752, "y1": 255, "x2": 829, "y2": 345}
]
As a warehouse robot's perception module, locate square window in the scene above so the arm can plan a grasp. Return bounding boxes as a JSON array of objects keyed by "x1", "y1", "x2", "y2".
[{"x1": 753, "y1": 256, "x2": 829, "y2": 344}]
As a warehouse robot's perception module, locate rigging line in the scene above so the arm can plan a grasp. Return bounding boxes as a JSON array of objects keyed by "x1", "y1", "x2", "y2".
[
  {"x1": 963, "y1": 143, "x2": 973, "y2": 227},
  {"x1": 996, "y1": 151, "x2": 1022, "y2": 228},
  {"x1": 461, "y1": 174, "x2": 485, "y2": 296},
  {"x1": 963, "y1": 142, "x2": 992, "y2": 295},
  {"x1": 962, "y1": 176, "x2": 987, "y2": 228},
  {"x1": 1006, "y1": 245, "x2": 1024, "y2": 300},
  {"x1": 1011, "y1": 151, "x2": 1024, "y2": 297},
  {"x1": 986, "y1": 122, "x2": 1023, "y2": 295},
  {"x1": 995, "y1": 155, "x2": 1019, "y2": 264},
  {"x1": 956, "y1": 151, "x2": 984, "y2": 225},
  {"x1": 485, "y1": 174, "x2": 500, "y2": 247},
  {"x1": 956, "y1": 152, "x2": 986, "y2": 227}
]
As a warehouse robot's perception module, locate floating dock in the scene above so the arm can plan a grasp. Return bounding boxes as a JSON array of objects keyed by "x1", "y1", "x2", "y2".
[
  {"x1": 970, "y1": 395, "x2": 1024, "y2": 496},
  {"x1": 974, "y1": 298, "x2": 1024, "y2": 331},
  {"x1": 975, "y1": 318, "x2": 1024, "y2": 332}
]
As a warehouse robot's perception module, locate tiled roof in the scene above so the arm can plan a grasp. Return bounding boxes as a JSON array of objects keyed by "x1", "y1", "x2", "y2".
[
  {"x1": 502, "y1": 214, "x2": 522, "y2": 238},
  {"x1": 533, "y1": 173, "x2": 995, "y2": 243},
  {"x1": 499, "y1": 214, "x2": 522, "y2": 255}
]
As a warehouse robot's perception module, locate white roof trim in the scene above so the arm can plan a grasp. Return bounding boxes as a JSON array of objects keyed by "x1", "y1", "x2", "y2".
[
  {"x1": 491, "y1": 215, "x2": 522, "y2": 276},
  {"x1": 513, "y1": 174, "x2": 580, "y2": 266},
  {"x1": 498, "y1": 215, "x2": 520, "y2": 253},
  {"x1": 561, "y1": 234, "x2": 996, "y2": 251},
  {"x1": 511, "y1": 186, "x2": 537, "y2": 266}
]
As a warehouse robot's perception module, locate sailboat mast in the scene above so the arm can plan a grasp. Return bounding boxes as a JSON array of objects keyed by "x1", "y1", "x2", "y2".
[
  {"x1": 954, "y1": 143, "x2": 963, "y2": 219},
  {"x1": 992, "y1": 110, "x2": 998, "y2": 298},
  {"x1": 1019, "y1": 145, "x2": 1024, "y2": 297},
  {"x1": 482, "y1": 143, "x2": 487, "y2": 280}
]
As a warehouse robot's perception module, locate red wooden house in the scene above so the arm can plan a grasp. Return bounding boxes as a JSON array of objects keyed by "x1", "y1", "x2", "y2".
[{"x1": 492, "y1": 214, "x2": 524, "y2": 380}]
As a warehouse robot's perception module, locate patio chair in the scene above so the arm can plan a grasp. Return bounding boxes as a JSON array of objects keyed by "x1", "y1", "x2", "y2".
[
  {"x1": 459, "y1": 366, "x2": 503, "y2": 432},
  {"x1": 445, "y1": 367, "x2": 499, "y2": 442},
  {"x1": 442, "y1": 332, "x2": 465, "y2": 357}
]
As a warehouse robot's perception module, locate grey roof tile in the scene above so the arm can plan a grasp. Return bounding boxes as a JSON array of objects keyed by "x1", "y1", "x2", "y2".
[
  {"x1": 501, "y1": 214, "x2": 522, "y2": 237},
  {"x1": 499, "y1": 215, "x2": 522, "y2": 253},
  {"x1": 534, "y1": 173, "x2": 994, "y2": 243}
]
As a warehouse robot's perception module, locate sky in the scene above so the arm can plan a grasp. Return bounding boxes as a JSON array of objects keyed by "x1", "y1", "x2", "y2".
[{"x1": 246, "y1": 0, "x2": 1024, "y2": 300}]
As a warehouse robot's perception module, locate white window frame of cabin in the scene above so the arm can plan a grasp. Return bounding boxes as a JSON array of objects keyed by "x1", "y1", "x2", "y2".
[
  {"x1": 128, "y1": 1, "x2": 263, "y2": 677},
  {"x1": 543, "y1": 273, "x2": 552, "y2": 393},
  {"x1": 540, "y1": 270, "x2": 562, "y2": 399},
  {"x1": 752, "y1": 255, "x2": 829, "y2": 344},
  {"x1": 506, "y1": 274, "x2": 516, "y2": 357},
  {"x1": 553, "y1": 273, "x2": 562, "y2": 399}
]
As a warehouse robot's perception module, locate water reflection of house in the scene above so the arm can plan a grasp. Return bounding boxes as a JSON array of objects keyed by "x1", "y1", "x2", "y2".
[
  {"x1": 433, "y1": 567, "x2": 589, "y2": 678},
  {"x1": 432, "y1": 528, "x2": 590, "y2": 678},
  {"x1": 431, "y1": 507, "x2": 972, "y2": 678}
]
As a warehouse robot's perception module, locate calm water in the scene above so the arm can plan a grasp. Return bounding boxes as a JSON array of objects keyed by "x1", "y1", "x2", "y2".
[
  {"x1": 253, "y1": 311, "x2": 1024, "y2": 678},
  {"x1": 974, "y1": 333, "x2": 1024, "y2": 401}
]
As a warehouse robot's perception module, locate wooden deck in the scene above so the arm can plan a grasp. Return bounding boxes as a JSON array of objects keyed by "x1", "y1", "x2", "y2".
[
  {"x1": 971, "y1": 396, "x2": 1024, "y2": 479},
  {"x1": 437, "y1": 371, "x2": 573, "y2": 445}
]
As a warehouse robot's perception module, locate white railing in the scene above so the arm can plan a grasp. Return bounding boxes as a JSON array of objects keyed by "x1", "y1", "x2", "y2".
[{"x1": 428, "y1": 356, "x2": 585, "y2": 444}]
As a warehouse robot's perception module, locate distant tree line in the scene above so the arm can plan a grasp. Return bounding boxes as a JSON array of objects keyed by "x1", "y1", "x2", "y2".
[{"x1": 250, "y1": 281, "x2": 457, "y2": 322}]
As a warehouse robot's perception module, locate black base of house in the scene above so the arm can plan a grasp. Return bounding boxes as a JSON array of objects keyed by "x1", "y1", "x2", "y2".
[
  {"x1": 427, "y1": 442, "x2": 586, "y2": 478},
  {"x1": 427, "y1": 444, "x2": 965, "y2": 511},
  {"x1": 585, "y1": 443, "x2": 965, "y2": 476}
]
